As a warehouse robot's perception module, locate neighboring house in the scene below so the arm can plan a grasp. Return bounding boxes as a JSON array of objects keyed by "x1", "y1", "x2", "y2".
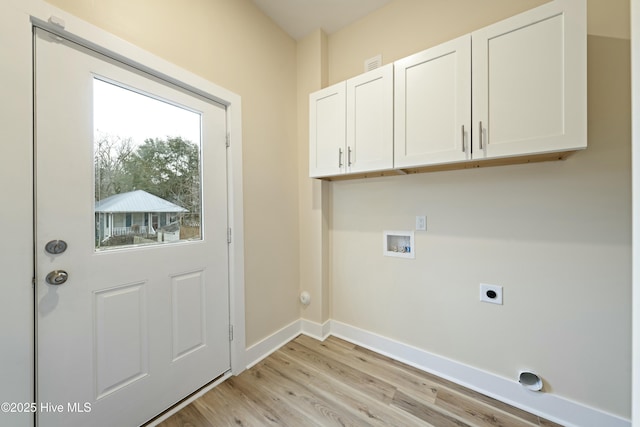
[{"x1": 95, "y1": 189, "x2": 188, "y2": 242}]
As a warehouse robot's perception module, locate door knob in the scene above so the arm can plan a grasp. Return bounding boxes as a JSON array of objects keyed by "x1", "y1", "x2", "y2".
[{"x1": 45, "y1": 270, "x2": 68, "y2": 285}]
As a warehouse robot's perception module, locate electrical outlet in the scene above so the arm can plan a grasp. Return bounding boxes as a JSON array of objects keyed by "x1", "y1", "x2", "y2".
[
  {"x1": 416, "y1": 215, "x2": 426, "y2": 231},
  {"x1": 480, "y1": 283, "x2": 503, "y2": 305}
]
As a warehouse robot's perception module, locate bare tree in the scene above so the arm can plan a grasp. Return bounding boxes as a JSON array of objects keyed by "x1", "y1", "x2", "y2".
[{"x1": 94, "y1": 132, "x2": 135, "y2": 201}]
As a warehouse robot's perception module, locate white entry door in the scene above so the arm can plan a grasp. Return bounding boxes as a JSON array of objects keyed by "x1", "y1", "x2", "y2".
[{"x1": 35, "y1": 27, "x2": 230, "y2": 427}]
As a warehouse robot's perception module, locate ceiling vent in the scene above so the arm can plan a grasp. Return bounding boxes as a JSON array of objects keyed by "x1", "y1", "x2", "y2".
[{"x1": 364, "y1": 55, "x2": 382, "y2": 72}]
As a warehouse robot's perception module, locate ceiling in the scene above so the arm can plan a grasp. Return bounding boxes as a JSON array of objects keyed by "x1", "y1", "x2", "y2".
[{"x1": 251, "y1": 0, "x2": 393, "y2": 40}]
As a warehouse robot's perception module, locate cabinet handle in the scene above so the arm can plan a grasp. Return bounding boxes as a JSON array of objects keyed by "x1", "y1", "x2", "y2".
[
  {"x1": 338, "y1": 147, "x2": 343, "y2": 168},
  {"x1": 461, "y1": 125, "x2": 465, "y2": 153},
  {"x1": 479, "y1": 121, "x2": 483, "y2": 150},
  {"x1": 347, "y1": 146, "x2": 352, "y2": 166}
]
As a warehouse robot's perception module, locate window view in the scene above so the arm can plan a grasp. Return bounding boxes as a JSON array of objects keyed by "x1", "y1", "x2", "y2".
[{"x1": 94, "y1": 78, "x2": 202, "y2": 250}]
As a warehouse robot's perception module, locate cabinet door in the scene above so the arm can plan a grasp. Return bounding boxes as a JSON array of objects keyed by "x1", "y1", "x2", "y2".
[
  {"x1": 309, "y1": 82, "x2": 346, "y2": 178},
  {"x1": 472, "y1": 0, "x2": 586, "y2": 159},
  {"x1": 346, "y1": 63, "x2": 394, "y2": 174},
  {"x1": 394, "y1": 35, "x2": 471, "y2": 168}
]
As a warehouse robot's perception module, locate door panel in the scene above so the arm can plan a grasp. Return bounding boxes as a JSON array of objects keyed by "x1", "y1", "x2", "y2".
[
  {"x1": 346, "y1": 63, "x2": 393, "y2": 173},
  {"x1": 171, "y1": 270, "x2": 206, "y2": 361},
  {"x1": 472, "y1": 0, "x2": 587, "y2": 158},
  {"x1": 35, "y1": 28, "x2": 230, "y2": 427},
  {"x1": 488, "y1": 15, "x2": 564, "y2": 146},
  {"x1": 94, "y1": 282, "x2": 148, "y2": 399},
  {"x1": 309, "y1": 82, "x2": 346, "y2": 178},
  {"x1": 394, "y1": 35, "x2": 471, "y2": 167}
]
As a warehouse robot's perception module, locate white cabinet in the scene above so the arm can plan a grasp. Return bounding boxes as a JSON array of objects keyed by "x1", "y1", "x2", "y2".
[
  {"x1": 394, "y1": 35, "x2": 471, "y2": 168},
  {"x1": 309, "y1": 81, "x2": 346, "y2": 178},
  {"x1": 393, "y1": 0, "x2": 586, "y2": 169},
  {"x1": 346, "y1": 64, "x2": 394, "y2": 173},
  {"x1": 472, "y1": 0, "x2": 586, "y2": 159},
  {"x1": 309, "y1": 0, "x2": 586, "y2": 178},
  {"x1": 309, "y1": 64, "x2": 393, "y2": 178}
]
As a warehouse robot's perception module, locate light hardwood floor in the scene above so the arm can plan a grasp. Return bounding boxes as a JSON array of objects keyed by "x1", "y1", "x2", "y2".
[{"x1": 157, "y1": 335, "x2": 563, "y2": 427}]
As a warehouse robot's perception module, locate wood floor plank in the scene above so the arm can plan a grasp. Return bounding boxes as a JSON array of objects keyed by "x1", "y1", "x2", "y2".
[
  {"x1": 296, "y1": 334, "x2": 438, "y2": 405},
  {"x1": 254, "y1": 356, "x2": 372, "y2": 427},
  {"x1": 352, "y1": 342, "x2": 542, "y2": 425},
  {"x1": 323, "y1": 334, "x2": 357, "y2": 350},
  {"x1": 391, "y1": 390, "x2": 471, "y2": 427},
  {"x1": 230, "y1": 360, "x2": 327, "y2": 427},
  {"x1": 158, "y1": 335, "x2": 563, "y2": 427},
  {"x1": 435, "y1": 388, "x2": 538, "y2": 427},
  {"x1": 219, "y1": 375, "x2": 313, "y2": 426},
  {"x1": 224, "y1": 361, "x2": 322, "y2": 427},
  {"x1": 156, "y1": 402, "x2": 216, "y2": 427},
  {"x1": 192, "y1": 381, "x2": 273, "y2": 427},
  {"x1": 268, "y1": 348, "x2": 427, "y2": 426},
  {"x1": 278, "y1": 340, "x2": 397, "y2": 404}
]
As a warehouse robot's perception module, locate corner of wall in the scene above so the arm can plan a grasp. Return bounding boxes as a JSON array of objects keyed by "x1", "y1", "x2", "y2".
[{"x1": 297, "y1": 28, "x2": 331, "y2": 326}]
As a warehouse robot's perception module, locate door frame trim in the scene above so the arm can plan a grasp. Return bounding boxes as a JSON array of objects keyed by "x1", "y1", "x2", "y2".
[{"x1": 30, "y1": 0, "x2": 246, "y2": 405}]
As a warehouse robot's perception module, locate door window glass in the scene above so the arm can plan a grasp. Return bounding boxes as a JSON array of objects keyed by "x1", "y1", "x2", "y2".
[{"x1": 93, "y1": 78, "x2": 202, "y2": 250}]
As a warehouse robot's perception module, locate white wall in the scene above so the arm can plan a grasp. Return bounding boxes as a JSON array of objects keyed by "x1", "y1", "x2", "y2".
[
  {"x1": 325, "y1": 2, "x2": 632, "y2": 421},
  {"x1": 632, "y1": 0, "x2": 640, "y2": 424},
  {"x1": 297, "y1": 30, "x2": 332, "y2": 328},
  {"x1": 0, "y1": 3, "x2": 35, "y2": 426}
]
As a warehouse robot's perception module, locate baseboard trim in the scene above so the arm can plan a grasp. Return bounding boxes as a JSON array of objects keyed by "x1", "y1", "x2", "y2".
[
  {"x1": 245, "y1": 319, "x2": 302, "y2": 369},
  {"x1": 329, "y1": 320, "x2": 630, "y2": 427},
  {"x1": 242, "y1": 318, "x2": 629, "y2": 427},
  {"x1": 301, "y1": 318, "x2": 331, "y2": 340}
]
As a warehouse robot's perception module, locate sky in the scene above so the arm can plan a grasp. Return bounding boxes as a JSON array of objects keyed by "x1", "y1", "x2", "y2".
[{"x1": 93, "y1": 78, "x2": 201, "y2": 146}]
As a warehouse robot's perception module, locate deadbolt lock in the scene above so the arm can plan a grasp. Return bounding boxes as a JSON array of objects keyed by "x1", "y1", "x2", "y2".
[{"x1": 45, "y1": 240, "x2": 68, "y2": 255}]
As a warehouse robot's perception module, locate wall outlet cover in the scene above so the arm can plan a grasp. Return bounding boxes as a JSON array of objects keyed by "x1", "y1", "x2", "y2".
[{"x1": 480, "y1": 283, "x2": 503, "y2": 305}]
